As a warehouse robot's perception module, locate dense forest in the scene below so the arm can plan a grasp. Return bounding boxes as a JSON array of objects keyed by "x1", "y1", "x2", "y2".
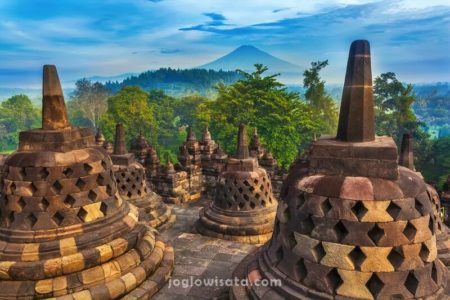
[
  {"x1": 104, "y1": 68, "x2": 242, "y2": 98},
  {"x1": 0, "y1": 64, "x2": 449, "y2": 189}
]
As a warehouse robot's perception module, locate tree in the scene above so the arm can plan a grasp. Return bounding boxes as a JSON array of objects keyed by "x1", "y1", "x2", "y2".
[
  {"x1": 99, "y1": 86, "x2": 156, "y2": 146},
  {"x1": 303, "y1": 60, "x2": 339, "y2": 134},
  {"x1": 0, "y1": 94, "x2": 40, "y2": 151},
  {"x1": 373, "y1": 72, "x2": 430, "y2": 168},
  {"x1": 420, "y1": 137, "x2": 450, "y2": 189},
  {"x1": 68, "y1": 79, "x2": 110, "y2": 127},
  {"x1": 195, "y1": 64, "x2": 321, "y2": 167}
]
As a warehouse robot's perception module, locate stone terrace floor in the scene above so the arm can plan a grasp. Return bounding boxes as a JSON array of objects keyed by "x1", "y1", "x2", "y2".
[{"x1": 154, "y1": 198, "x2": 258, "y2": 300}]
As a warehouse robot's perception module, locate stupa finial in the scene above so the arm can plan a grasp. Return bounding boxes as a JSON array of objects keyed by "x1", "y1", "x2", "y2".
[
  {"x1": 336, "y1": 40, "x2": 375, "y2": 142},
  {"x1": 42, "y1": 65, "x2": 70, "y2": 130}
]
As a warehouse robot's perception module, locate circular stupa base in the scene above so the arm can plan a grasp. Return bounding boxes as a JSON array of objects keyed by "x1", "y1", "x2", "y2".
[
  {"x1": 196, "y1": 207, "x2": 274, "y2": 244},
  {"x1": 131, "y1": 193, "x2": 176, "y2": 229},
  {"x1": 0, "y1": 205, "x2": 174, "y2": 299}
]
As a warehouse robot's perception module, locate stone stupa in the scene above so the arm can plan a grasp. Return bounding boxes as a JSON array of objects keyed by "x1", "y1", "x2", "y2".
[
  {"x1": 197, "y1": 124, "x2": 277, "y2": 244},
  {"x1": 111, "y1": 124, "x2": 174, "y2": 229},
  {"x1": 398, "y1": 133, "x2": 450, "y2": 279},
  {"x1": 0, "y1": 65, "x2": 173, "y2": 299},
  {"x1": 231, "y1": 40, "x2": 447, "y2": 299}
]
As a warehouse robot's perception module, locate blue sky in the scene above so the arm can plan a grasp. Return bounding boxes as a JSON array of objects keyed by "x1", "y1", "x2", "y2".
[{"x1": 0, "y1": 0, "x2": 448, "y2": 87}]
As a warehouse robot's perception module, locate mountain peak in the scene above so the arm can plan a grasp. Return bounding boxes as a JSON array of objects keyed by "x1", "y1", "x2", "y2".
[{"x1": 198, "y1": 45, "x2": 302, "y2": 74}]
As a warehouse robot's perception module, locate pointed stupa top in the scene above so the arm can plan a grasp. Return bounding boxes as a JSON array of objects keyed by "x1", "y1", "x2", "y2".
[
  {"x1": 42, "y1": 65, "x2": 71, "y2": 130},
  {"x1": 235, "y1": 124, "x2": 250, "y2": 159},
  {"x1": 95, "y1": 127, "x2": 105, "y2": 144},
  {"x1": 336, "y1": 40, "x2": 375, "y2": 142},
  {"x1": 187, "y1": 126, "x2": 197, "y2": 142},
  {"x1": 250, "y1": 127, "x2": 261, "y2": 147},
  {"x1": 114, "y1": 123, "x2": 127, "y2": 155},
  {"x1": 202, "y1": 126, "x2": 212, "y2": 142},
  {"x1": 166, "y1": 160, "x2": 175, "y2": 173},
  {"x1": 399, "y1": 133, "x2": 415, "y2": 171}
]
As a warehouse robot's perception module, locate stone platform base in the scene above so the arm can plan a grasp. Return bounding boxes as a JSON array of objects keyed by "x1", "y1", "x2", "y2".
[{"x1": 196, "y1": 220, "x2": 272, "y2": 245}]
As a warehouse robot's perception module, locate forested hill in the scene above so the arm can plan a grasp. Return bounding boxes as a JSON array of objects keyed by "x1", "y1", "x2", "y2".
[{"x1": 104, "y1": 68, "x2": 242, "y2": 97}]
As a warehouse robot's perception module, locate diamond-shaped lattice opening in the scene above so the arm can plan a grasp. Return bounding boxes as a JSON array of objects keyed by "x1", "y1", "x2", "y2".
[
  {"x1": 238, "y1": 187, "x2": 243, "y2": 193},
  {"x1": 404, "y1": 272, "x2": 419, "y2": 296},
  {"x1": 83, "y1": 163, "x2": 93, "y2": 174},
  {"x1": 320, "y1": 198, "x2": 332, "y2": 215},
  {"x1": 76, "y1": 178, "x2": 86, "y2": 190},
  {"x1": 349, "y1": 246, "x2": 366, "y2": 270},
  {"x1": 414, "y1": 198, "x2": 424, "y2": 215},
  {"x1": 121, "y1": 173, "x2": 126, "y2": 178},
  {"x1": 63, "y1": 167, "x2": 73, "y2": 177},
  {"x1": 53, "y1": 180, "x2": 63, "y2": 193},
  {"x1": 428, "y1": 217, "x2": 435, "y2": 234},
  {"x1": 403, "y1": 222, "x2": 417, "y2": 241},
  {"x1": 30, "y1": 182, "x2": 37, "y2": 194},
  {"x1": 419, "y1": 243, "x2": 430, "y2": 262},
  {"x1": 325, "y1": 269, "x2": 343, "y2": 292},
  {"x1": 88, "y1": 190, "x2": 97, "y2": 201},
  {"x1": 131, "y1": 171, "x2": 136, "y2": 177},
  {"x1": 41, "y1": 198, "x2": 50, "y2": 210},
  {"x1": 351, "y1": 201, "x2": 368, "y2": 219},
  {"x1": 53, "y1": 211, "x2": 64, "y2": 225},
  {"x1": 100, "y1": 202, "x2": 108, "y2": 216},
  {"x1": 261, "y1": 200, "x2": 266, "y2": 207},
  {"x1": 106, "y1": 185, "x2": 113, "y2": 196},
  {"x1": 120, "y1": 184, "x2": 126, "y2": 191},
  {"x1": 238, "y1": 202, "x2": 245, "y2": 209},
  {"x1": 137, "y1": 190, "x2": 142, "y2": 196},
  {"x1": 333, "y1": 221, "x2": 349, "y2": 242},
  {"x1": 27, "y1": 213, "x2": 37, "y2": 228},
  {"x1": 249, "y1": 186, "x2": 255, "y2": 192},
  {"x1": 388, "y1": 247, "x2": 404, "y2": 269},
  {"x1": 126, "y1": 177, "x2": 131, "y2": 183},
  {"x1": 228, "y1": 186, "x2": 233, "y2": 192},
  {"x1": 313, "y1": 242, "x2": 326, "y2": 262},
  {"x1": 250, "y1": 202, "x2": 256, "y2": 209},
  {"x1": 255, "y1": 193, "x2": 260, "y2": 199},
  {"x1": 243, "y1": 194, "x2": 249, "y2": 201},
  {"x1": 101, "y1": 160, "x2": 108, "y2": 171},
  {"x1": 300, "y1": 215, "x2": 314, "y2": 234},
  {"x1": 127, "y1": 191, "x2": 132, "y2": 198},
  {"x1": 387, "y1": 201, "x2": 402, "y2": 219},
  {"x1": 77, "y1": 207, "x2": 88, "y2": 222},
  {"x1": 131, "y1": 184, "x2": 136, "y2": 190},
  {"x1": 18, "y1": 197, "x2": 26, "y2": 209},
  {"x1": 96, "y1": 174, "x2": 105, "y2": 185},
  {"x1": 368, "y1": 224, "x2": 385, "y2": 245},
  {"x1": 39, "y1": 168, "x2": 50, "y2": 179},
  {"x1": 366, "y1": 273, "x2": 384, "y2": 298},
  {"x1": 243, "y1": 180, "x2": 250, "y2": 186},
  {"x1": 431, "y1": 262, "x2": 438, "y2": 284},
  {"x1": 295, "y1": 259, "x2": 307, "y2": 281},
  {"x1": 64, "y1": 195, "x2": 76, "y2": 207}
]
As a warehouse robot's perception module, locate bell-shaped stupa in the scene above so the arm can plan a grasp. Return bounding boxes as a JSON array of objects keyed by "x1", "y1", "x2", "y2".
[
  {"x1": 0, "y1": 66, "x2": 174, "y2": 299},
  {"x1": 197, "y1": 124, "x2": 277, "y2": 244},
  {"x1": 231, "y1": 41, "x2": 447, "y2": 299},
  {"x1": 111, "y1": 124, "x2": 174, "y2": 229}
]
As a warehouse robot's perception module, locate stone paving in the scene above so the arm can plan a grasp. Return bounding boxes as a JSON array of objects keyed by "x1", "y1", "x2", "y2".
[{"x1": 153, "y1": 198, "x2": 259, "y2": 299}]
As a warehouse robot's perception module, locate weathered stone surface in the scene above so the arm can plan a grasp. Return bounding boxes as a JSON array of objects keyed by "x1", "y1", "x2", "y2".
[
  {"x1": 231, "y1": 40, "x2": 446, "y2": 300},
  {"x1": 0, "y1": 65, "x2": 174, "y2": 299}
]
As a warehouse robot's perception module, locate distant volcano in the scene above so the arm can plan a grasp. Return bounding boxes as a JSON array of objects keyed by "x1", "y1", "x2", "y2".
[{"x1": 198, "y1": 45, "x2": 303, "y2": 75}]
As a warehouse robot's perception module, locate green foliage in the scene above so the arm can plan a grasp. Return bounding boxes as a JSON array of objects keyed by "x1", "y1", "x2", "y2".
[
  {"x1": 194, "y1": 64, "x2": 321, "y2": 167},
  {"x1": 67, "y1": 79, "x2": 110, "y2": 127},
  {"x1": 0, "y1": 94, "x2": 40, "y2": 151},
  {"x1": 373, "y1": 72, "x2": 431, "y2": 169},
  {"x1": 303, "y1": 60, "x2": 339, "y2": 134},
  {"x1": 420, "y1": 137, "x2": 450, "y2": 188},
  {"x1": 105, "y1": 68, "x2": 242, "y2": 98},
  {"x1": 99, "y1": 86, "x2": 156, "y2": 147}
]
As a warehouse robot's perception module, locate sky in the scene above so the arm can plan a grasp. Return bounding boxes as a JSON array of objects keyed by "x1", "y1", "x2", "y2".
[{"x1": 0, "y1": 0, "x2": 449, "y2": 88}]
